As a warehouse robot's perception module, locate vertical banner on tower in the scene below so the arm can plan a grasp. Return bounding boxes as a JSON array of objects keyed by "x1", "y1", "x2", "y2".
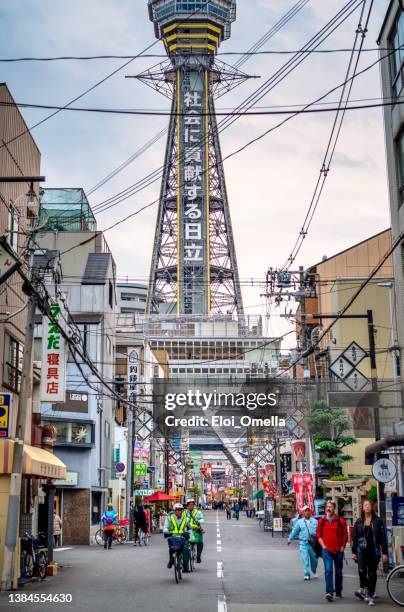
[
  {"x1": 41, "y1": 301, "x2": 67, "y2": 403},
  {"x1": 292, "y1": 474, "x2": 305, "y2": 514},
  {"x1": 177, "y1": 66, "x2": 208, "y2": 314},
  {"x1": 127, "y1": 348, "x2": 139, "y2": 407}
]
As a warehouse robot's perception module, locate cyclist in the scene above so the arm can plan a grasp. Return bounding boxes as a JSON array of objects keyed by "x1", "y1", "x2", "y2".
[
  {"x1": 101, "y1": 502, "x2": 118, "y2": 550},
  {"x1": 186, "y1": 498, "x2": 205, "y2": 563},
  {"x1": 163, "y1": 503, "x2": 190, "y2": 572},
  {"x1": 133, "y1": 504, "x2": 148, "y2": 546}
]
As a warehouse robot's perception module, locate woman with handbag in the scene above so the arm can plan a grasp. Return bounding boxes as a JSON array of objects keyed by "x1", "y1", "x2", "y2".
[
  {"x1": 352, "y1": 499, "x2": 388, "y2": 606},
  {"x1": 288, "y1": 505, "x2": 319, "y2": 580}
]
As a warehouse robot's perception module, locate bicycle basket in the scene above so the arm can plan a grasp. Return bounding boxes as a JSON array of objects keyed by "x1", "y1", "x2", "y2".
[{"x1": 168, "y1": 535, "x2": 185, "y2": 551}]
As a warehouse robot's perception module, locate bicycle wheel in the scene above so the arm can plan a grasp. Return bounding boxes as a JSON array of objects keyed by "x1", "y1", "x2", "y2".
[
  {"x1": 95, "y1": 529, "x2": 104, "y2": 546},
  {"x1": 177, "y1": 552, "x2": 182, "y2": 581},
  {"x1": 189, "y1": 543, "x2": 195, "y2": 572},
  {"x1": 116, "y1": 527, "x2": 127, "y2": 544},
  {"x1": 37, "y1": 551, "x2": 48, "y2": 580},
  {"x1": 24, "y1": 552, "x2": 34, "y2": 578},
  {"x1": 143, "y1": 532, "x2": 150, "y2": 546},
  {"x1": 387, "y1": 565, "x2": 404, "y2": 606},
  {"x1": 174, "y1": 552, "x2": 180, "y2": 584}
]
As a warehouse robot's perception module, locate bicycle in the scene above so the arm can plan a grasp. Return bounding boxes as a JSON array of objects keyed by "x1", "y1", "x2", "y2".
[
  {"x1": 21, "y1": 532, "x2": 48, "y2": 580},
  {"x1": 134, "y1": 528, "x2": 150, "y2": 547},
  {"x1": 387, "y1": 564, "x2": 404, "y2": 606},
  {"x1": 95, "y1": 525, "x2": 128, "y2": 546},
  {"x1": 189, "y1": 541, "x2": 197, "y2": 572},
  {"x1": 167, "y1": 535, "x2": 186, "y2": 584}
]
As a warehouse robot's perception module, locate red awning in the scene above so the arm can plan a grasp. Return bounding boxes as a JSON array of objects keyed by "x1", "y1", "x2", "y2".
[{"x1": 143, "y1": 491, "x2": 176, "y2": 502}]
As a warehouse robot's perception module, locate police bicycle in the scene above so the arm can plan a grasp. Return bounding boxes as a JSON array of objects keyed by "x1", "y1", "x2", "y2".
[{"x1": 167, "y1": 535, "x2": 188, "y2": 583}]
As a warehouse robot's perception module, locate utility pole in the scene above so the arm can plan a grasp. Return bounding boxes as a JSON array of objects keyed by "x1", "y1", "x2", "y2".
[{"x1": 1, "y1": 176, "x2": 44, "y2": 591}]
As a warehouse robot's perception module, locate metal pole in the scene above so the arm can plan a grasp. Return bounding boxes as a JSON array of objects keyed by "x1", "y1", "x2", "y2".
[
  {"x1": 125, "y1": 407, "x2": 133, "y2": 520},
  {"x1": 1, "y1": 293, "x2": 36, "y2": 590},
  {"x1": 367, "y1": 309, "x2": 386, "y2": 527}
]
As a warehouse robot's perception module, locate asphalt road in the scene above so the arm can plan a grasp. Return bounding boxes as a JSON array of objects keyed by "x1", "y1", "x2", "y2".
[{"x1": 0, "y1": 511, "x2": 398, "y2": 612}]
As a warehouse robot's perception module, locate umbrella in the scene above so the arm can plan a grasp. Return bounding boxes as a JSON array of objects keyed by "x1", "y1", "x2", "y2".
[{"x1": 143, "y1": 491, "x2": 176, "y2": 502}]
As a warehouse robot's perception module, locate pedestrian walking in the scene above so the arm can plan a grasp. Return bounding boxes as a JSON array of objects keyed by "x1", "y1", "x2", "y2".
[
  {"x1": 317, "y1": 500, "x2": 347, "y2": 602},
  {"x1": 101, "y1": 502, "x2": 118, "y2": 550},
  {"x1": 288, "y1": 505, "x2": 319, "y2": 580},
  {"x1": 226, "y1": 503, "x2": 232, "y2": 520},
  {"x1": 352, "y1": 499, "x2": 388, "y2": 606},
  {"x1": 53, "y1": 510, "x2": 62, "y2": 548},
  {"x1": 233, "y1": 501, "x2": 240, "y2": 520}
]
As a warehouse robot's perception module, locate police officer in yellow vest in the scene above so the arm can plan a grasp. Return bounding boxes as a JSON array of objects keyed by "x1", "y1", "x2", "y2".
[
  {"x1": 186, "y1": 498, "x2": 205, "y2": 563},
  {"x1": 163, "y1": 503, "x2": 190, "y2": 572}
]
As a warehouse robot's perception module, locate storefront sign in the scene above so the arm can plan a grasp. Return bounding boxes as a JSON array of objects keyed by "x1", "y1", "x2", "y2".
[
  {"x1": 41, "y1": 301, "x2": 67, "y2": 403},
  {"x1": 53, "y1": 471, "x2": 78, "y2": 486},
  {"x1": 0, "y1": 393, "x2": 12, "y2": 438},
  {"x1": 127, "y1": 348, "x2": 139, "y2": 408},
  {"x1": 134, "y1": 489, "x2": 154, "y2": 497},
  {"x1": 0, "y1": 238, "x2": 21, "y2": 285},
  {"x1": 134, "y1": 463, "x2": 148, "y2": 477},
  {"x1": 292, "y1": 474, "x2": 305, "y2": 514},
  {"x1": 392, "y1": 497, "x2": 404, "y2": 527},
  {"x1": 372, "y1": 457, "x2": 396, "y2": 483},
  {"x1": 54, "y1": 391, "x2": 88, "y2": 413}
]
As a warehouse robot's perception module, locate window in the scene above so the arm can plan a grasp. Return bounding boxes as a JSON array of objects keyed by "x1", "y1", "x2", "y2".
[
  {"x1": 3, "y1": 333, "x2": 23, "y2": 392},
  {"x1": 42, "y1": 420, "x2": 94, "y2": 446},
  {"x1": 397, "y1": 130, "x2": 404, "y2": 205},
  {"x1": 7, "y1": 206, "x2": 19, "y2": 252},
  {"x1": 390, "y1": 10, "x2": 404, "y2": 96}
]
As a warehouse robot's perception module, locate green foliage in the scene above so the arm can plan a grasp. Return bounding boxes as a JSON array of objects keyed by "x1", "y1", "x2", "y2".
[
  {"x1": 189, "y1": 484, "x2": 202, "y2": 499},
  {"x1": 329, "y1": 475, "x2": 349, "y2": 482},
  {"x1": 308, "y1": 400, "x2": 357, "y2": 477},
  {"x1": 368, "y1": 486, "x2": 378, "y2": 503}
]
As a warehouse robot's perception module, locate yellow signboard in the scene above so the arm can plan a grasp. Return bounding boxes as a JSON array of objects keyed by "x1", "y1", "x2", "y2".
[{"x1": 0, "y1": 393, "x2": 11, "y2": 438}]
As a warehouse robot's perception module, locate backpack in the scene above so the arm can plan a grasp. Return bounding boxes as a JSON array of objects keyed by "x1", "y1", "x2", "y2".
[{"x1": 319, "y1": 515, "x2": 344, "y2": 543}]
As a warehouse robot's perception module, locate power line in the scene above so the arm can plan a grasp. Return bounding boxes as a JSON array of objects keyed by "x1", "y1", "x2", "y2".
[
  {"x1": 0, "y1": 48, "x2": 392, "y2": 62},
  {"x1": 1, "y1": 98, "x2": 401, "y2": 117}
]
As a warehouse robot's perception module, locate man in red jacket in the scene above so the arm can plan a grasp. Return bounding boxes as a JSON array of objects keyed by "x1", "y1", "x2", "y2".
[{"x1": 317, "y1": 500, "x2": 348, "y2": 602}]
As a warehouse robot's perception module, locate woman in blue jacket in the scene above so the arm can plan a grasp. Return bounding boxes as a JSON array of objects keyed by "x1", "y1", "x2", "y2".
[{"x1": 288, "y1": 505, "x2": 319, "y2": 580}]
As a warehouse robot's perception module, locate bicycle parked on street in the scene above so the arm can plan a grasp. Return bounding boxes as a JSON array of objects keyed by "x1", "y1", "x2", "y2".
[
  {"x1": 21, "y1": 532, "x2": 48, "y2": 580},
  {"x1": 387, "y1": 564, "x2": 404, "y2": 606}
]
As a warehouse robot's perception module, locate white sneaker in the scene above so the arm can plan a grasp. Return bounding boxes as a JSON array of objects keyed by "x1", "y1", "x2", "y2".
[
  {"x1": 304, "y1": 575, "x2": 310, "y2": 580},
  {"x1": 368, "y1": 598, "x2": 375, "y2": 606},
  {"x1": 312, "y1": 573, "x2": 319, "y2": 579}
]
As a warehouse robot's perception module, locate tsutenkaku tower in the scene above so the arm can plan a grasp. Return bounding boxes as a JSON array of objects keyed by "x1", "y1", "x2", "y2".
[{"x1": 146, "y1": 0, "x2": 244, "y2": 318}]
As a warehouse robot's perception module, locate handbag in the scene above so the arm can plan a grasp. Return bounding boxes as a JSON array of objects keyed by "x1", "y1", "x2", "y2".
[{"x1": 304, "y1": 520, "x2": 322, "y2": 558}]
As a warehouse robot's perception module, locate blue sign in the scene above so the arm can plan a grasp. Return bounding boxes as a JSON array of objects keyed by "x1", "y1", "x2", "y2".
[
  {"x1": 115, "y1": 461, "x2": 125, "y2": 473},
  {"x1": 0, "y1": 393, "x2": 12, "y2": 438},
  {"x1": 392, "y1": 497, "x2": 404, "y2": 527}
]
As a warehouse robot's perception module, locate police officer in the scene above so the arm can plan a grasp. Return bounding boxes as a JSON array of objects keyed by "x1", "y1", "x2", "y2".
[{"x1": 163, "y1": 503, "x2": 190, "y2": 572}]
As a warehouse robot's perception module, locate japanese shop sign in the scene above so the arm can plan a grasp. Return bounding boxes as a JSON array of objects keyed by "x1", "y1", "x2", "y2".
[
  {"x1": 0, "y1": 393, "x2": 12, "y2": 438},
  {"x1": 127, "y1": 348, "x2": 139, "y2": 408},
  {"x1": 134, "y1": 463, "x2": 148, "y2": 477},
  {"x1": 0, "y1": 238, "x2": 21, "y2": 285},
  {"x1": 40, "y1": 302, "x2": 67, "y2": 403}
]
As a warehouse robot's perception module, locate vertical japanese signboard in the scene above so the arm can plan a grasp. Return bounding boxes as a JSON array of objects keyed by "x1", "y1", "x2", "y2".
[
  {"x1": 177, "y1": 67, "x2": 209, "y2": 314},
  {"x1": 127, "y1": 348, "x2": 139, "y2": 408},
  {"x1": 41, "y1": 302, "x2": 67, "y2": 403}
]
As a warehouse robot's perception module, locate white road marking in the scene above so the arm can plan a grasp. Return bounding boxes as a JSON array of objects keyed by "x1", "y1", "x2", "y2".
[
  {"x1": 217, "y1": 539, "x2": 222, "y2": 546},
  {"x1": 54, "y1": 547, "x2": 73, "y2": 552},
  {"x1": 218, "y1": 595, "x2": 227, "y2": 612},
  {"x1": 217, "y1": 561, "x2": 224, "y2": 578}
]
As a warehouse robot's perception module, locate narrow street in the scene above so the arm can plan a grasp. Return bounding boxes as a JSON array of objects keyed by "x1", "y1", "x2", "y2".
[{"x1": 0, "y1": 512, "x2": 397, "y2": 612}]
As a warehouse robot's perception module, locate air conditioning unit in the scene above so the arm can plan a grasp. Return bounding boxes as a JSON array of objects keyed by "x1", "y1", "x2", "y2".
[{"x1": 33, "y1": 361, "x2": 42, "y2": 369}]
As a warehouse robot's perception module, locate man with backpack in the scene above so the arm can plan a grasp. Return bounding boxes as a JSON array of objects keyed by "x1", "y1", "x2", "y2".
[{"x1": 317, "y1": 500, "x2": 348, "y2": 602}]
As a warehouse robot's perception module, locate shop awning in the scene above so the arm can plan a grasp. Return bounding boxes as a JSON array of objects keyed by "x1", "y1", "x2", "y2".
[
  {"x1": 253, "y1": 489, "x2": 265, "y2": 500},
  {"x1": 0, "y1": 439, "x2": 67, "y2": 480}
]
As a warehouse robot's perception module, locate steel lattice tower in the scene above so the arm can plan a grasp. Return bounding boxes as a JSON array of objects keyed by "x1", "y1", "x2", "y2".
[{"x1": 146, "y1": 0, "x2": 244, "y2": 319}]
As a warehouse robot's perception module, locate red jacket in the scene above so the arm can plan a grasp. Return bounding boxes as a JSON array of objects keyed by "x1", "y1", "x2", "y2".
[{"x1": 316, "y1": 514, "x2": 348, "y2": 554}]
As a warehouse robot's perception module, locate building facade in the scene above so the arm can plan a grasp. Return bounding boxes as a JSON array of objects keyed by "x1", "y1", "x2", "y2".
[
  {"x1": 35, "y1": 188, "x2": 116, "y2": 545},
  {"x1": 378, "y1": 1, "x2": 404, "y2": 403}
]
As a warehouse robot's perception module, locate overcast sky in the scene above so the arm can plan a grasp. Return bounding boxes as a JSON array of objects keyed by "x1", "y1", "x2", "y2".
[{"x1": 0, "y1": 0, "x2": 390, "y2": 341}]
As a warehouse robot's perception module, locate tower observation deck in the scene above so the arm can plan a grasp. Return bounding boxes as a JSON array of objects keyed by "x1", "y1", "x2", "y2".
[{"x1": 146, "y1": 0, "x2": 244, "y2": 320}]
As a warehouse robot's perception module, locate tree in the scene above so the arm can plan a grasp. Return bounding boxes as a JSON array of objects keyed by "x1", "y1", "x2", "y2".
[{"x1": 308, "y1": 400, "x2": 357, "y2": 478}]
